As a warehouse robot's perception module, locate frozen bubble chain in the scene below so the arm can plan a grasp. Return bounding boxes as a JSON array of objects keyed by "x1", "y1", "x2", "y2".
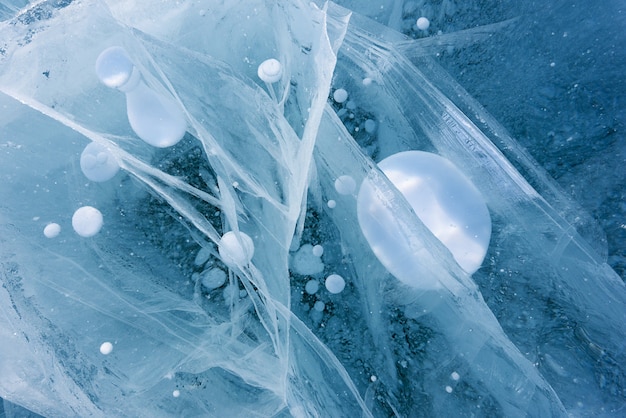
[
  {"x1": 43, "y1": 223, "x2": 61, "y2": 238},
  {"x1": 325, "y1": 274, "x2": 345, "y2": 294},
  {"x1": 95, "y1": 46, "x2": 187, "y2": 148},
  {"x1": 80, "y1": 142, "x2": 119, "y2": 182},
  {"x1": 218, "y1": 231, "x2": 255, "y2": 269},
  {"x1": 72, "y1": 206, "x2": 103, "y2": 238},
  {"x1": 357, "y1": 151, "x2": 491, "y2": 279}
]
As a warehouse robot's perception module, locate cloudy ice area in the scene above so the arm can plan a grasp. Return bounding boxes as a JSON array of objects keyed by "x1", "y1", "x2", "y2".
[{"x1": 0, "y1": 0, "x2": 624, "y2": 416}]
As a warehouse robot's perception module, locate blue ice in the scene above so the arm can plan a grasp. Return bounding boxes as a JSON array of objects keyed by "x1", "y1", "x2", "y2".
[{"x1": 0, "y1": 0, "x2": 624, "y2": 416}]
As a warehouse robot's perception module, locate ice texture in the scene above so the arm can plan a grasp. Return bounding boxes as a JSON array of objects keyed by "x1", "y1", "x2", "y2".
[{"x1": 0, "y1": 0, "x2": 624, "y2": 417}]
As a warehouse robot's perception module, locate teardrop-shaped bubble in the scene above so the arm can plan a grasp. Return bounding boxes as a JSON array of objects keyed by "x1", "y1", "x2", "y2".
[{"x1": 126, "y1": 82, "x2": 187, "y2": 148}]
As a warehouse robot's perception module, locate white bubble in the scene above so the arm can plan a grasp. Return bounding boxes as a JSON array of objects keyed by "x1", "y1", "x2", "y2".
[
  {"x1": 72, "y1": 206, "x2": 103, "y2": 237},
  {"x1": 100, "y1": 341, "x2": 113, "y2": 355},
  {"x1": 333, "y1": 88, "x2": 348, "y2": 103},
  {"x1": 194, "y1": 247, "x2": 211, "y2": 266},
  {"x1": 80, "y1": 142, "x2": 120, "y2": 182},
  {"x1": 451, "y1": 371, "x2": 460, "y2": 381},
  {"x1": 200, "y1": 268, "x2": 227, "y2": 290},
  {"x1": 370, "y1": 375, "x2": 377, "y2": 382},
  {"x1": 312, "y1": 245, "x2": 324, "y2": 257},
  {"x1": 325, "y1": 274, "x2": 345, "y2": 294},
  {"x1": 334, "y1": 175, "x2": 356, "y2": 195},
  {"x1": 218, "y1": 231, "x2": 255, "y2": 268},
  {"x1": 313, "y1": 300, "x2": 325, "y2": 312},
  {"x1": 416, "y1": 17, "x2": 430, "y2": 31},
  {"x1": 364, "y1": 119, "x2": 377, "y2": 134},
  {"x1": 257, "y1": 58, "x2": 283, "y2": 83},
  {"x1": 305, "y1": 279, "x2": 319, "y2": 295},
  {"x1": 327, "y1": 200, "x2": 336, "y2": 208},
  {"x1": 291, "y1": 244, "x2": 324, "y2": 275},
  {"x1": 445, "y1": 385, "x2": 453, "y2": 393},
  {"x1": 172, "y1": 390, "x2": 180, "y2": 398},
  {"x1": 43, "y1": 223, "x2": 61, "y2": 238},
  {"x1": 223, "y1": 284, "x2": 238, "y2": 304},
  {"x1": 95, "y1": 46, "x2": 137, "y2": 90},
  {"x1": 362, "y1": 77, "x2": 372, "y2": 86}
]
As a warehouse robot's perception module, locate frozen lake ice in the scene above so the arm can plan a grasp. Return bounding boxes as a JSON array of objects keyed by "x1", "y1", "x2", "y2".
[{"x1": 0, "y1": 0, "x2": 624, "y2": 416}]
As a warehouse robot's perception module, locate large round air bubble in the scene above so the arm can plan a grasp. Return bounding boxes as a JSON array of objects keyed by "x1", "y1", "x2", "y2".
[
  {"x1": 357, "y1": 151, "x2": 491, "y2": 276},
  {"x1": 218, "y1": 231, "x2": 255, "y2": 269},
  {"x1": 80, "y1": 142, "x2": 120, "y2": 182},
  {"x1": 72, "y1": 206, "x2": 104, "y2": 238}
]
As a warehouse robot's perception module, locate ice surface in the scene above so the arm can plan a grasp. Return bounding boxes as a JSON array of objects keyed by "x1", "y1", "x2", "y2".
[{"x1": 0, "y1": 0, "x2": 624, "y2": 417}]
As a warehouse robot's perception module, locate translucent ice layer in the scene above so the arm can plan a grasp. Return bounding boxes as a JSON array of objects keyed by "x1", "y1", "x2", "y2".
[{"x1": 0, "y1": 0, "x2": 624, "y2": 417}]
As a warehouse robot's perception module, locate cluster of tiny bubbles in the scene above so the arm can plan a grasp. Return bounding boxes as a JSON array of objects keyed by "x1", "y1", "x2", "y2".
[{"x1": 330, "y1": 84, "x2": 379, "y2": 158}]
